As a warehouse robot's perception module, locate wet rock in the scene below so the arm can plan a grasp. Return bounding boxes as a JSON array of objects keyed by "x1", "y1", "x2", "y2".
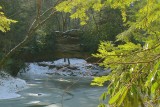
[
  {"x1": 46, "y1": 73, "x2": 54, "y2": 75},
  {"x1": 67, "y1": 66, "x2": 79, "y2": 70},
  {"x1": 38, "y1": 93, "x2": 42, "y2": 96},
  {"x1": 38, "y1": 63, "x2": 56, "y2": 69},
  {"x1": 56, "y1": 66, "x2": 64, "y2": 70}
]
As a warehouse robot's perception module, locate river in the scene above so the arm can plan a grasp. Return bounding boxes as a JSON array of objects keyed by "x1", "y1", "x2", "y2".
[{"x1": 0, "y1": 75, "x2": 107, "y2": 107}]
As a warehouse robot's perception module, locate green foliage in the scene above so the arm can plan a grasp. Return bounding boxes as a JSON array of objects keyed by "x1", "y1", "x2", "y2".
[
  {"x1": 0, "y1": 0, "x2": 57, "y2": 60},
  {"x1": 0, "y1": 1, "x2": 58, "y2": 75},
  {"x1": 0, "y1": 1, "x2": 37, "y2": 55},
  {"x1": 56, "y1": 0, "x2": 104, "y2": 25},
  {"x1": 0, "y1": 6, "x2": 17, "y2": 32},
  {"x1": 56, "y1": 0, "x2": 137, "y2": 25},
  {"x1": 57, "y1": 0, "x2": 160, "y2": 106},
  {"x1": 5, "y1": 58, "x2": 26, "y2": 76},
  {"x1": 93, "y1": 1, "x2": 160, "y2": 107},
  {"x1": 93, "y1": 41, "x2": 160, "y2": 106},
  {"x1": 80, "y1": 8, "x2": 124, "y2": 53},
  {"x1": 80, "y1": 31, "x2": 100, "y2": 53}
]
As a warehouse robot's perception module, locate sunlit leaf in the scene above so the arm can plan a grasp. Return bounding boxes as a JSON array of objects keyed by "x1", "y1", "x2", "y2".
[
  {"x1": 109, "y1": 86, "x2": 127, "y2": 104},
  {"x1": 151, "y1": 82, "x2": 159, "y2": 94}
]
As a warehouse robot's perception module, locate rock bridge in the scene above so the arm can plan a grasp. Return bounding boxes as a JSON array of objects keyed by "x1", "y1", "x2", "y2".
[{"x1": 53, "y1": 29, "x2": 90, "y2": 64}]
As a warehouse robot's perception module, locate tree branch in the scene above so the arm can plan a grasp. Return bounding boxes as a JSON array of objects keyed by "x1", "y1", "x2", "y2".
[
  {"x1": 0, "y1": 9, "x2": 57, "y2": 68},
  {"x1": 0, "y1": 0, "x2": 64, "y2": 69},
  {"x1": 107, "y1": 54, "x2": 160, "y2": 65}
]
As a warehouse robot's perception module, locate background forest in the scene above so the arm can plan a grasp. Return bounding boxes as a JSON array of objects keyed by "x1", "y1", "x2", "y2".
[{"x1": 0, "y1": 0, "x2": 123, "y2": 76}]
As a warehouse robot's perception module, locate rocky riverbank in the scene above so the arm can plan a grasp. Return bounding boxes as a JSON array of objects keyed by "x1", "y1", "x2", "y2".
[{"x1": 18, "y1": 58, "x2": 110, "y2": 79}]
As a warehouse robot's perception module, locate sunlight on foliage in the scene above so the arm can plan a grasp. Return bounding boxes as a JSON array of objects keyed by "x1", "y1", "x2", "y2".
[
  {"x1": 56, "y1": 0, "x2": 103, "y2": 25},
  {"x1": 0, "y1": 6, "x2": 17, "y2": 32}
]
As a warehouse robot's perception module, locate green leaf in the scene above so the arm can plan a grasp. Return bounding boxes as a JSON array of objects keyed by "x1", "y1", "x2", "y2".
[
  {"x1": 91, "y1": 76, "x2": 111, "y2": 86},
  {"x1": 100, "y1": 92, "x2": 107, "y2": 101},
  {"x1": 98, "y1": 103, "x2": 105, "y2": 107},
  {"x1": 0, "y1": 6, "x2": 17, "y2": 32},
  {"x1": 145, "y1": 61, "x2": 159, "y2": 87},
  {"x1": 151, "y1": 82, "x2": 159, "y2": 94},
  {"x1": 109, "y1": 86, "x2": 127, "y2": 105},
  {"x1": 117, "y1": 88, "x2": 128, "y2": 106}
]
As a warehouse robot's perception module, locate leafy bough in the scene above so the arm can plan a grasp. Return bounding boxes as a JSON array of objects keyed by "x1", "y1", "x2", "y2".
[{"x1": 91, "y1": 40, "x2": 160, "y2": 106}]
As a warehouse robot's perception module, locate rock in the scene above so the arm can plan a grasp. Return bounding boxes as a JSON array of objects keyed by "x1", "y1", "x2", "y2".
[
  {"x1": 38, "y1": 93, "x2": 42, "y2": 96},
  {"x1": 46, "y1": 73, "x2": 54, "y2": 75},
  {"x1": 56, "y1": 66, "x2": 64, "y2": 70},
  {"x1": 38, "y1": 63, "x2": 56, "y2": 69},
  {"x1": 67, "y1": 66, "x2": 79, "y2": 70}
]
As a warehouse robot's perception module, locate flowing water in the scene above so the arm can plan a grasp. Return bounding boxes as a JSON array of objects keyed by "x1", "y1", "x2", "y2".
[{"x1": 0, "y1": 75, "x2": 107, "y2": 107}]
